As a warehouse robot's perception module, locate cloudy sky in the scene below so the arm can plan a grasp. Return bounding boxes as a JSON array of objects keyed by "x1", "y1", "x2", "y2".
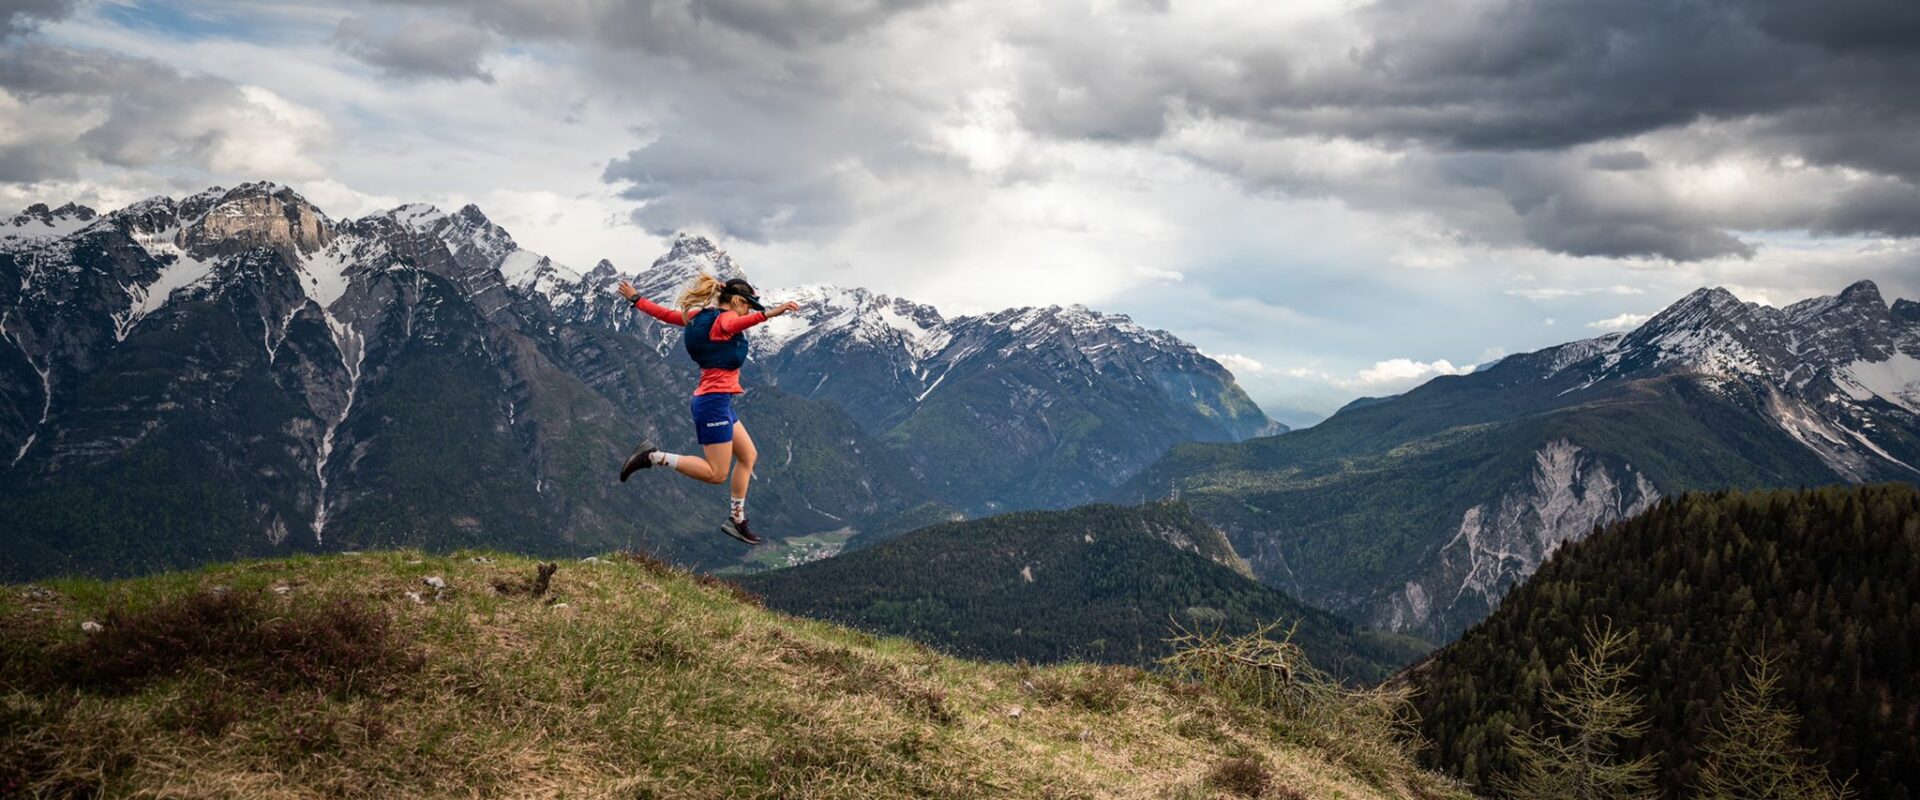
[{"x1": 3, "y1": 0, "x2": 1918, "y2": 425}]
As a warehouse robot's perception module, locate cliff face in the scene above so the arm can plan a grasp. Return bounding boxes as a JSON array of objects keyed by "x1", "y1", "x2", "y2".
[
  {"x1": 1375, "y1": 440, "x2": 1659, "y2": 634},
  {"x1": 177, "y1": 185, "x2": 335, "y2": 258}
]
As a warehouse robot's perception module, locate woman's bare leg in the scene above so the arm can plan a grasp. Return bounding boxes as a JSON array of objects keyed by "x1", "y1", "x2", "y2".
[
  {"x1": 729, "y1": 423, "x2": 758, "y2": 511},
  {"x1": 669, "y1": 441, "x2": 735, "y2": 484}
]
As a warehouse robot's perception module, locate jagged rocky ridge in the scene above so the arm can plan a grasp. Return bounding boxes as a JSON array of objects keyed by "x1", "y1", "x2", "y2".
[
  {"x1": 0, "y1": 184, "x2": 1276, "y2": 579},
  {"x1": 1123, "y1": 280, "x2": 1920, "y2": 642}
]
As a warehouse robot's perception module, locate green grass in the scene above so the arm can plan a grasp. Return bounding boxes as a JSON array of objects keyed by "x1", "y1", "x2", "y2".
[{"x1": 2, "y1": 551, "x2": 1469, "y2": 799}]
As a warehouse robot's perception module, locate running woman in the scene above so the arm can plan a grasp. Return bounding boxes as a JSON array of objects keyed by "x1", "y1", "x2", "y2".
[{"x1": 615, "y1": 274, "x2": 800, "y2": 545}]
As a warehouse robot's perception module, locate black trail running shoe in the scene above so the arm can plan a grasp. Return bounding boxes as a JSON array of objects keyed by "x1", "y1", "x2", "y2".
[
  {"x1": 619, "y1": 441, "x2": 657, "y2": 482},
  {"x1": 721, "y1": 517, "x2": 763, "y2": 545}
]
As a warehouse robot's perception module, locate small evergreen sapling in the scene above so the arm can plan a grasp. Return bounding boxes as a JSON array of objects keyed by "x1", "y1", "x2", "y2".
[
  {"x1": 1498, "y1": 620, "x2": 1658, "y2": 800},
  {"x1": 1694, "y1": 652, "x2": 1853, "y2": 800}
]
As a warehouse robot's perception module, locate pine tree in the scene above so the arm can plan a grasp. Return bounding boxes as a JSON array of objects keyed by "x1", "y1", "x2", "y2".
[
  {"x1": 1499, "y1": 620, "x2": 1658, "y2": 800},
  {"x1": 1694, "y1": 652, "x2": 1852, "y2": 800}
]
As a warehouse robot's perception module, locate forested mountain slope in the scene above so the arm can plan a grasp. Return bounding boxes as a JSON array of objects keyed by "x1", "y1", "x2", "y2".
[
  {"x1": 1406, "y1": 484, "x2": 1920, "y2": 799},
  {"x1": 741, "y1": 502, "x2": 1430, "y2": 682}
]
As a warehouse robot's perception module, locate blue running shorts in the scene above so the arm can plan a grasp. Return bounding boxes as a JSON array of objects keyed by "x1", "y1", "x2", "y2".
[{"x1": 690, "y1": 393, "x2": 739, "y2": 445}]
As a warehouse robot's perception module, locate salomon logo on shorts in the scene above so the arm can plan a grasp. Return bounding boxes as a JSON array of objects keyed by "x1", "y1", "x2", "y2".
[{"x1": 690, "y1": 393, "x2": 739, "y2": 445}]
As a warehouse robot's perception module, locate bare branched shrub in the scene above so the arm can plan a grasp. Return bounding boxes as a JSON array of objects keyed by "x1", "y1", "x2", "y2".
[
  {"x1": 1161, "y1": 620, "x2": 1310, "y2": 717},
  {"x1": 1162, "y1": 621, "x2": 1424, "y2": 787}
]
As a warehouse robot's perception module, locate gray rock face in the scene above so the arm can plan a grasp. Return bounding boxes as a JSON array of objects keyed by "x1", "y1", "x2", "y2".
[{"x1": 1374, "y1": 440, "x2": 1658, "y2": 633}]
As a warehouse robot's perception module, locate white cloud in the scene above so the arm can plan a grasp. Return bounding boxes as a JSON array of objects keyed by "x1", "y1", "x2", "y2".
[
  {"x1": 1335, "y1": 358, "x2": 1475, "y2": 390},
  {"x1": 205, "y1": 86, "x2": 332, "y2": 179},
  {"x1": 1587, "y1": 312, "x2": 1652, "y2": 331},
  {"x1": 1209, "y1": 353, "x2": 1266, "y2": 376}
]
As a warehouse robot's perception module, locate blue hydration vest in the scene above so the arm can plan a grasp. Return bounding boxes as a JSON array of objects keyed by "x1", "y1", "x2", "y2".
[{"x1": 683, "y1": 308, "x2": 749, "y2": 370}]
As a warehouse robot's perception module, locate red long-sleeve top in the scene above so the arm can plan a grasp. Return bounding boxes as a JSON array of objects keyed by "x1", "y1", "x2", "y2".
[{"x1": 632, "y1": 297, "x2": 768, "y2": 395}]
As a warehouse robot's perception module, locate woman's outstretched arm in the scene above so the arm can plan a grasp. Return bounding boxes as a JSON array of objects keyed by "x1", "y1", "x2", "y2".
[{"x1": 617, "y1": 281, "x2": 686, "y2": 326}]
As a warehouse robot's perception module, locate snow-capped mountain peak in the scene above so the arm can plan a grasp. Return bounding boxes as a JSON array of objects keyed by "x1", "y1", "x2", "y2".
[
  {"x1": 358, "y1": 200, "x2": 581, "y2": 301},
  {"x1": 629, "y1": 233, "x2": 746, "y2": 299},
  {"x1": 1517, "y1": 280, "x2": 1920, "y2": 479},
  {"x1": 2, "y1": 204, "x2": 103, "y2": 255},
  {"x1": 384, "y1": 203, "x2": 447, "y2": 231}
]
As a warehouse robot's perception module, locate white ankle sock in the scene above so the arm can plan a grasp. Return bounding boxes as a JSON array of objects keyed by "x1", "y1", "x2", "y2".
[
  {"x1": 730, "y1": 496, "x2": 747, "y2": 521},
  {"x1": 650, "y1": 451, "x2": 681, "y2": 468}
]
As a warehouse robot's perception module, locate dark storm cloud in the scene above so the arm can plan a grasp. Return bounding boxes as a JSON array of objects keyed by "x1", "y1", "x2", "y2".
[
  {"x1": 1, "y1": 0, "x2": 77, "y2": 39},
  {"x1": 333, "y1": 15, "x2": 496, "y2": 83},
  {"x1": 1756, "y1": 0, "x2": 1920, "y2": 52},
  {"x1": 1587, "y1": 151, "x2": 1652, "y2": 172},
  {"x1": 1175, "y1": 0, "x2": 1920, "y2": 158},
  {"x1": 1812, "y1": 179, "x2": 1920, "y2": 238},
  {"x1": 1433, "y1": 152, "x2": 1759, "y2": 261},
  {"x1": 1009, "y1": 0, "x2": 1920, "y2": 261}
]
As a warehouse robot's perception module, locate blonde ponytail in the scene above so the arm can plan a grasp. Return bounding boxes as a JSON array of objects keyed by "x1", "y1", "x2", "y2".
[{"x1": 678, "y1": 273, "x2": 723, "y2": 316}]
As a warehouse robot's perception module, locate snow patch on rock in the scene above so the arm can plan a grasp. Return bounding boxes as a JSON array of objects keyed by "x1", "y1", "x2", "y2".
[{"x1": 1837, "y1": 352, "x2": 1920, "y2": 413}]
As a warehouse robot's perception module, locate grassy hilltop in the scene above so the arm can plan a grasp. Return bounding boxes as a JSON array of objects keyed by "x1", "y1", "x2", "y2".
[{"x1": 2, "y1": 551, "x2": 1466, "y2": 799}]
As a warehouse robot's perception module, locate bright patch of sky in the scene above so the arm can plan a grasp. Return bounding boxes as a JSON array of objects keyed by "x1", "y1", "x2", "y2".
[{"x1": 4, "y1": 0, "x2": 1918, "y2": 426}]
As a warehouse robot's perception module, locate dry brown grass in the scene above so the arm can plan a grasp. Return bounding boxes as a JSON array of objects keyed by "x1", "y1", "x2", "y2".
[
  {"x1": 1207, "y1": 755, "x2": 1271, "y2": 797},
  {"x1": 0, "y1": 551, "x2": 1473, "y2": 800}
]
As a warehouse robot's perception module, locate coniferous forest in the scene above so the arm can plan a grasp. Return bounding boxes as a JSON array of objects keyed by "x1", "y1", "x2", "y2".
[{"x1": 1407, "y1": 484, "x2": 1920, "y2": 799}]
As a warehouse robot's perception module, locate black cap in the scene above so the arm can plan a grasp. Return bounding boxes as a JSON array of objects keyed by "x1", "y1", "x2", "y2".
[{"x1": 720, "y1": 278, "x2": 765, "y2": 311}]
